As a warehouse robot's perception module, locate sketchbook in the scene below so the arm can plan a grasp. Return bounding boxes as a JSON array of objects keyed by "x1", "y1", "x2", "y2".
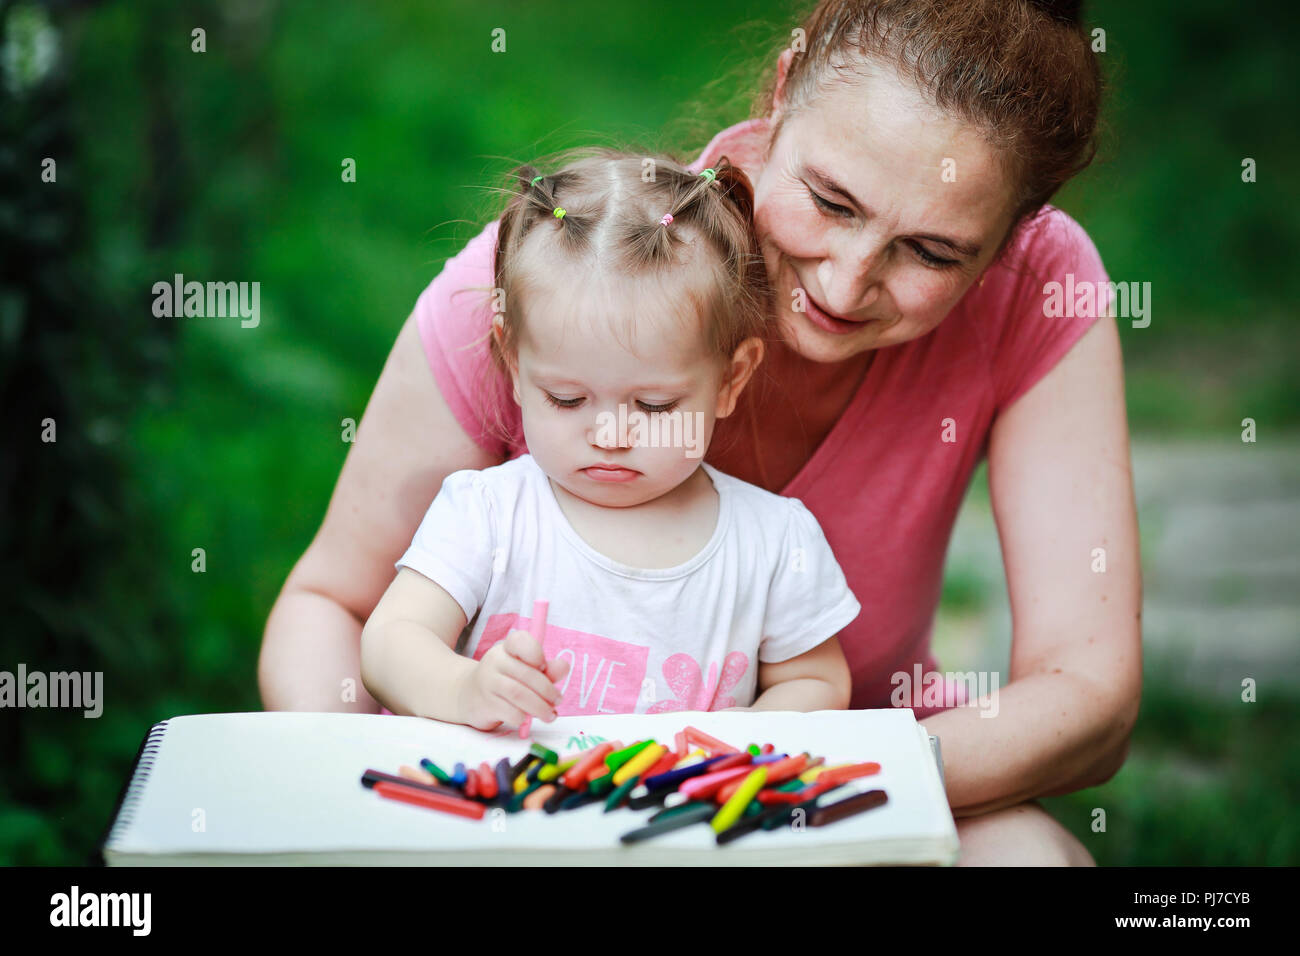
[{"x1": 100, "y1": 709, "x2": 959, "y2": 866}]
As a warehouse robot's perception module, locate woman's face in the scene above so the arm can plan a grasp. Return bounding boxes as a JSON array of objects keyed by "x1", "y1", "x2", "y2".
[{"x1": 751, "y1": 54, "x2": 1018, "y2": 363}]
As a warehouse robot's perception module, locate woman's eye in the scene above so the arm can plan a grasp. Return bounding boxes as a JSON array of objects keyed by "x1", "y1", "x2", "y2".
[
  {"x1": 907, "y1": 240, "x2": 957, "y2": 269},
  {"x1": 636, "y1": 400, "x2": 679, "y2": 414},
  {"x1": 544, "y1": 393, "x2": 584, "y2": 409},
  {"x1": 809, "y1": 188, "x2": 853, "y2": 218}
]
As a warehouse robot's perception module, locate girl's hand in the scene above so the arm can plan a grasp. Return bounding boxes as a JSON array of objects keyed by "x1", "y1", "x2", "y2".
[{"x1": 457, "y1": 628, "x2": 572, "y2": 732}]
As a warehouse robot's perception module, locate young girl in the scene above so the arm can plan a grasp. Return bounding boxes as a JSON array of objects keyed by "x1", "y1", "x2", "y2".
[{"x1": 361, "y1": 149, "x2": 859, "y2": 732}]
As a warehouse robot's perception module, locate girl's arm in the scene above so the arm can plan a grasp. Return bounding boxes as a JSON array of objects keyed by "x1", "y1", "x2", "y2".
[
  {"x1": 746, "y1": 635, "x2": 853, "y2": 712},
  {"x1": 360, "y1": 567, "x2": 475, "y2": 721},
  {"x1": 921, "y1": 315, "x2": 1143, "y2": 817},
  {"x1": 258, "y1": 314, "x2": 500, "y2": 712}
]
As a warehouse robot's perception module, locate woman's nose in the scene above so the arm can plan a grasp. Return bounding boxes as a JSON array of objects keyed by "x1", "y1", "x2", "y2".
[{"x1": 818, "y1": 240, "x2": 884, "y2": 315}]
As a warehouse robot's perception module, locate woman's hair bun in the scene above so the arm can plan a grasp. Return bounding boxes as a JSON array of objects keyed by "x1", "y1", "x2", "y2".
[{"x1": 1028, "y1": 0, "x2": 1084, "y2": 24}]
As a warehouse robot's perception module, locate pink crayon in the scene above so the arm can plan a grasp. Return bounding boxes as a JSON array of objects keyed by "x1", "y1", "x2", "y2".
[{"x1": 518, "y1": 600, "x2": 549, "y2": 739}]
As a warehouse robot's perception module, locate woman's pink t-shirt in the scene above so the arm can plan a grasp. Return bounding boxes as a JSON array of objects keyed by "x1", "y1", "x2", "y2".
[{"x1": 409, "y1": 119, "x2": 1108, "y2": 715}]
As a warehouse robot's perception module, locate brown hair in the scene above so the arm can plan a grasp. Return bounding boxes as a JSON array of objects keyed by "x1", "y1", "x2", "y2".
[
  {"x1": 756, "y1": 0, "x2": 1102, "y2": 245},
  {"x1": 488, "y1": 149, "x2": 771, "y2": 379}
]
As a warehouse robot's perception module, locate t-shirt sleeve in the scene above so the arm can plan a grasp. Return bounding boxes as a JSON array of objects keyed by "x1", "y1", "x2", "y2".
[
  {"x1": 759, "y1": 499, "x2": 862, "y2": 664},
  {"x1": 411, "y1": 219, "x2": 521, "y2": 460},
  {"x1": 989, "y1": 208, "x2": 1111, "y2": 412},
  {"x1": 393, "y1": 470, "x2": 496, "y2": 622}
]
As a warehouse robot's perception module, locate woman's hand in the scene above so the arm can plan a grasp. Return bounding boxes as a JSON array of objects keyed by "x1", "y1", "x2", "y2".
[{"x1": 457, "y1": 628, "x2": 573, "y2": 732}]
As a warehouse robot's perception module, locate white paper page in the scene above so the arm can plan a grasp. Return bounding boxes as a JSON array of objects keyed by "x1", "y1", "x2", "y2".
[{"x1": 108, "y1": 709, "x2": 957, "y2": 865}]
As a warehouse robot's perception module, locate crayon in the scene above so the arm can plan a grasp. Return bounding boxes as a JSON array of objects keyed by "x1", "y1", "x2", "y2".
[
  {"x1": 679, "y1": 764, "x2": 754, "y2": 801},
  {"x1": 361, "y1": 769, "x2": 462, "y2": 799},
  {"x1": 373, "y1": 781, "x2": 486, "y2": 821},
  {"x1": 760, "y1": 743, "x2": 775, "y2": 754},
  {"x1": 710, "y1": 767, "x2": 767, "y2": 834},
  {"x1": 529, "y1": 742, "x2": 559, "y2": 765},
  {"x1": 518, "y1": 600, "x2": 550, "y2": 739},
  {"x1": 477, "y1": 762, "x2": 498, "y2": 800},
  {"x1": 810, "y1": 787, "x2": 889, "y2": 826},
  {"x1": 419, "y1": 759, "x2": 453, "y2": 785},
  {"x1": 604, "y1": 775, "x2": 641, "y2": 812},
  {"x1": 399, "y1": 764, "x2": 438, "y2": 786},
  {"x1": 495, "y1": 758, "x2": 514, "y2": 802},
  {"x1": 560, "y1": 789, "x2": 604, "y2": 811},
  {"x1": 543, "y1": 785, "x2": 575, "y2": 814},
  {"x1": 506, "y1": 779, "x2": 545, "y2": 813},
  {"x1": 605, "y1": 740, "x2": 655, "y2": 773},
  {"x1": 524, "y1": 784, "x2": 555, "y2": 810},
  {"x1": 537, "y1": 756, "x2": 579, "y2": 782},
  {"x1": 508, "y1": 753, "x2": 536, "y2": 782},
  {"x1": 562, "y1": 742, "x2": 616, "y2": 790},
  {"x1": 648, "y1": 799, "x2": 717, "y2": 825},
  {"x1": 626, "y1": 783, "x2": 674, "y2": 811},
  {"x1": 643, "y1": 754, "x2": 730, "y2": 792},
  {"x1": 513, "y1": 771, "x2": 531, "y2": 794},
  {"x1": 620, "y1": 804, "x2": 715, "y2": 844},
  {"x1": 747, "y1": 744, "x2": 761, "y2": 756},
  {"x1": 752, "y1": 752, "x2": 789, "y2": 765},
  {"x1": 452, "y1": 762, "x2": 468, "y2": 787},
  {"x1": 465, "y1": 768, "x2": 479, "y2": 799},
  {"x1": 716, "y1": 801, "x2": 800, "y2": 845},
  {"x1": 814, "y1": 762, "x2": 882, "y2": 788},
  {"x1": 613, "y1": 743, "x2": 667, "y2": 786},
  {"x1": 682, "y1": 726, "x2": 739, "y2": 756},
  {"x1": 716, "y1": 754, "x2": 807, "y2": 802},
  {"x1": 706, "y1": 752, "x2": 754, "y2": 773}
]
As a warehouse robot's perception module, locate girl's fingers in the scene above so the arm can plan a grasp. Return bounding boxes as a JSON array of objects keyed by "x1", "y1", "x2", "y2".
[
  {"x1": 494, "y1": 645, "x2": 562, "y2": 711},
  {"x1": 488, "y1": 658, "x2": 559, "y2": 720},
  {"x1": 503, "y1": 628, "x2": 548, "y2": 670}
]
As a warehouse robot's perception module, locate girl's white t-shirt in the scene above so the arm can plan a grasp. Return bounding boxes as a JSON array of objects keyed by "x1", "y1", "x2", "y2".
[{"x1": 394, "y1": 454, "x2": 861, "y2": 716}]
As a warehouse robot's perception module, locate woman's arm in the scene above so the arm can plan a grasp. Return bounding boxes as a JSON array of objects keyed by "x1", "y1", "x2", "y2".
[
  {"x1": 258, "y1": 313, "x2": 500, "y2": 712},
  {"x1": 748, "y1": 635, "x2": 853, "y2": 712},
  {"x1": 920, "y1": 315, "x2": 1142, "y2": 817}
]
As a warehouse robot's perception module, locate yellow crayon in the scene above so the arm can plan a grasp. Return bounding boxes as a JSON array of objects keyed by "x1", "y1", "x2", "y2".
[
  {"x1": 711, "y1": 767, "x2": 768, "y2": 834},
  {"x1": 513, "y1": 772, "x2": 530, "y2": 794},
  {"x1": 613, "y1": 743, "x2": 667, "y2": 786},
  {"x1": 538, "y1": 756, "x2": 580, "y2": 782}
]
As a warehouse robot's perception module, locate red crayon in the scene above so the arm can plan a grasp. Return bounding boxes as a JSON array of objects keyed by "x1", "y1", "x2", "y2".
[
  {"x1": 477, "y1": 762, "x2": 498, "y2": 799},
  {"x1": 373, "y1": 781, "x2": 486, "y2": 821}
]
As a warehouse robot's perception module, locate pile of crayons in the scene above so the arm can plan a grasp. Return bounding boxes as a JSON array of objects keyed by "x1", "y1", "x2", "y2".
[{"x1": 361, "y1": 725, "x2": 888, "y2": 846}]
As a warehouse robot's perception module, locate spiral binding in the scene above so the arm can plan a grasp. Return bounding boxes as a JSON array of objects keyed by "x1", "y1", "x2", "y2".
[{"x1": 105, "y1": 719, "x2": 169, "y2": 848}]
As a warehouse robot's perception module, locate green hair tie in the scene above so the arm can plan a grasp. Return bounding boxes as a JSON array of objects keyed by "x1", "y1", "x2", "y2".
[
  {"x1": 699, "y1": 168, "x2": 717, "y2": 182},
  {"x1": 531, "y1": 175, "x2": 544, "y2": 187},
  {"x1": 553, "y1": 207, "x2": 566, "y2": 219}
]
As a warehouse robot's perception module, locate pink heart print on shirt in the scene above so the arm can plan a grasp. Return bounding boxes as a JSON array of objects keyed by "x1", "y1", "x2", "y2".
[
  {"x1": 475, "y1": 612, "x2": 649, "y2": 716},
  {"x1": 647, "y1": 651, "x2": 749, "y2": 713}
]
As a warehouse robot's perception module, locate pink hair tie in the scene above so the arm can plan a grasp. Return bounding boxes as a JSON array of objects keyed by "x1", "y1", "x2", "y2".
[{"x1": 660, "y1": 213, "x2": 673, "y2": 227}]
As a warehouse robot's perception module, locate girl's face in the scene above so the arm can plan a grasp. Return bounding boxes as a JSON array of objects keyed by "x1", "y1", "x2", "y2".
[
  {"x1": 499, "y1": 262, "x2": 762, "y2": 508},
  {"x1": 751, "y1": 53, "x2": 1018, "y2": 364}
]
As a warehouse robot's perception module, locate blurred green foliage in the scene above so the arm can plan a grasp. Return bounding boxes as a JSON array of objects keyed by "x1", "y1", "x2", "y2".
[{"x1": 1, "y1": 0, "x2": 1296, "y2": 864}]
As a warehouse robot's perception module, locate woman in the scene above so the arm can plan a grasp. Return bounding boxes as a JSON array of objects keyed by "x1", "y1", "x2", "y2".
[{"x1": 259, "y1": 0, "x2": 1141, "y2": 866}]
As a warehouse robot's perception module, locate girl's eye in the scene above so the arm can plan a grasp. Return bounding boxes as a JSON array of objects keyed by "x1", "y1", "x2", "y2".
[
  {"x1": 906, "y1": 240, "x2": 958, "y2": 269},
  {"x1": 809, "y1": 189, "x2": 853, "y2": 218},
  {"x1": 637, "y1": 400, "x2": 679, "y2": 414},
  {"x1": 544, "y1": 392, "x2": 584, "y2": 409}
]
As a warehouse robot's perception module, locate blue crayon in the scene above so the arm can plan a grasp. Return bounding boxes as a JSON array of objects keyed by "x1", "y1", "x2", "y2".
[
  {"x1": 452, "y1": 762, "x2": 468, "y2": 787},
  {"x1": 642, "y1": 754, "x2": 730, "y2": 792},
  {"x1": 494, "y1": 758, "x2": 513, "y2": 804},
  {"x1": 752, "y1": 752, "x2": 789, "y2": 765}
]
